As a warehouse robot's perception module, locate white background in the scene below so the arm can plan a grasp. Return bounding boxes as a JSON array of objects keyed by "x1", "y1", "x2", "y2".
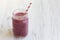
[{"x1": 0, "y1": 0, "x2": 60, "y2": 40}]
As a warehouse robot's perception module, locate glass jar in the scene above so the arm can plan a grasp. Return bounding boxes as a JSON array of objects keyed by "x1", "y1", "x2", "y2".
[{"x1": 12, "y1": 9, "x2": 28, "y2": 37}]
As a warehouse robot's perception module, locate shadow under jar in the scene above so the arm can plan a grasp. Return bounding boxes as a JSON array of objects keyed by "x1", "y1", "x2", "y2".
[{"x1": 12, "y1": 9, "x2": 28, "y2": 37}]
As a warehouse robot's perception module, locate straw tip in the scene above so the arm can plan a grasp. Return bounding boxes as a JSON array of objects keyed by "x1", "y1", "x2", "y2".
[{"x1": 30, "y1": 2, "x2": 32, "y2": 5}]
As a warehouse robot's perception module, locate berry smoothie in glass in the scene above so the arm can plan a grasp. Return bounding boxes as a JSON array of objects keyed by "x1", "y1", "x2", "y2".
[
  {"x1": 12, "y1": 9, "x2": 28, "y2": 37},
  {"x1": 12, "y1": 2, "x2": 32, "y2": 37}
]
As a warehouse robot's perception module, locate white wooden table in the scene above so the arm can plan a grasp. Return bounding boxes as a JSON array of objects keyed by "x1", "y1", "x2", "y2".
[{"x1": 0, "y1": 0, "x2": 60, "y2": 40}]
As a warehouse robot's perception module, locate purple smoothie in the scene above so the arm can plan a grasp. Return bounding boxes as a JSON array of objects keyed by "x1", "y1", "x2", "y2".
[{"x1": 12, "y1": 12, "x2": 28, "y2": 37}]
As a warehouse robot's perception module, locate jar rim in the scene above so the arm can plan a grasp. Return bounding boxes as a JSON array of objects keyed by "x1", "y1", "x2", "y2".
[{"x1": 12, "y1": 8, "x2": 28, "y2": 16}]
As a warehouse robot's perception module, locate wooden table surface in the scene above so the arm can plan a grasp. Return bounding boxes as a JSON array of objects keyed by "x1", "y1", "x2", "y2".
[{"x1": 0, "y1": 0, "x2": 60, "y2": 40}]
